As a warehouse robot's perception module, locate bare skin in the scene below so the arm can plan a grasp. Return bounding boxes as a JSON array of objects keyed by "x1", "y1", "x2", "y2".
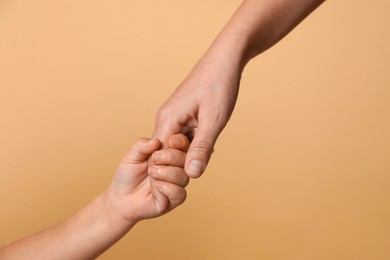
[
  {"x1": 0, "y1": 1, "x2": 326, "y2": 258},
  {"x1": 154, "y1": 0, "x2": 325, "y2": 178},
  {"x1": 0, "y1": 134, "x2": 190, "y2": 260}
]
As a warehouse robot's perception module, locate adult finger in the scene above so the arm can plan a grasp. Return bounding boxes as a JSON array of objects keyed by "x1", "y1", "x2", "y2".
[
  {"x1": 185, "y1": 122, "x2": 219, "y2": 178},
  {"x1": 148, "y1": 165, "x2": 190, "y2": 188},
  {"x1": 168, "y1": 134, "x2": 191, "y2": 152},
  {"x1": 152, "y1": 109, "x2": 183, "y2": 148}
]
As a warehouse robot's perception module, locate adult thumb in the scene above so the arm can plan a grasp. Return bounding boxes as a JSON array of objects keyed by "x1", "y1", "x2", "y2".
[{"x1": 185, "y1": 125, "x2": 218, "y2": 178}]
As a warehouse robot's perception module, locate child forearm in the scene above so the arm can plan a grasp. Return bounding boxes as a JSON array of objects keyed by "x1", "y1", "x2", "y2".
[
  {"x1": 0, "y1": 135, "x2": 189, "y2": 259},
  {"x1": 0, "y1": 191, "x2": 134, "y2": 260}
]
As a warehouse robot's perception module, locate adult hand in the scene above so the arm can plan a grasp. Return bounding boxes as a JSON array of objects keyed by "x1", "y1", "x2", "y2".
[
  {"x1": 153, "y1": 0, "x2": 325, "y2": 179},
  {"x1": 153, "y1": 50, "x2": 243, "y2": 178}
]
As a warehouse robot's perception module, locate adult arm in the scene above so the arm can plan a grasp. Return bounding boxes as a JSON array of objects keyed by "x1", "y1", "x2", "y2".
[{"x1": 153, "y1": 0, "x2": 325, "y2": 178}]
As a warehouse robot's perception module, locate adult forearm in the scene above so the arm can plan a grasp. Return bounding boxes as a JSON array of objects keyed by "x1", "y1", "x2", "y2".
[
  {"x1": 152, "y1": 0, "x2": 326, "y2": 179},
  {"x1": 207, "y1": 0, "x2": 325, "y2": 69}
]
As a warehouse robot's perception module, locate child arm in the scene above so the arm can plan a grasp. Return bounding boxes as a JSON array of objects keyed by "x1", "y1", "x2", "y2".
[{"x1": 0, "y1": 135, "x2": 189, "y2": 260}]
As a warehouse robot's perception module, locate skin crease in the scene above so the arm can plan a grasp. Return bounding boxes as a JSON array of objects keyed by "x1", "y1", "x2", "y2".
[
  {"x1": 0, "y1": 0, "x2": 325, "y2": 259},
  {"x1": 153, "y1": 0, "x2": 325, "y2": 179},
  {"x1": 0, "y1": 134, "x2": 190, "y2": 260}
]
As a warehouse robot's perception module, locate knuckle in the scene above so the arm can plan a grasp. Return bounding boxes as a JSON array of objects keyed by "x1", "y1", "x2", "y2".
[
  {"x1": 192, "y1": 140, "x2": 213, "y2": 153},
  {"x1": 171, "y1": 189, "x2": 187, "y2": 206},
  {"x1": 182, "y1": 176, "x2": 190, "y2": 187},
  {"x1": 134, "y1": 137, "x2": 147, "y2": 146},
  {"x1": 168, "y1": 151, "x2": 174, "y2": 163},
  {"x1": 161, "y1": 150, "x2": 174, "y2": 164}
]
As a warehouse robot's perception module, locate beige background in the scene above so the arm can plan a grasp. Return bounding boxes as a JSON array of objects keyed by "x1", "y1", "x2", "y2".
[{"x1": 1, "y1": 1, "x2": 389, "y2": 259}]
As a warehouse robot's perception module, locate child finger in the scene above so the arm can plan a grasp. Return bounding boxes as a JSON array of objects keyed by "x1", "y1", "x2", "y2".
[
  {"x1": 155, "y1": 181, "x2": 187, "y2": 209},
  {"x1": 148, "y1": 165, "x2": 190, "y2": 187},
  {"x1": 122, "y1": 138, "x2": 160, "y2": 164},
  {"x1": 151, "y1": 148, "x2": 186, "y2": 167}
]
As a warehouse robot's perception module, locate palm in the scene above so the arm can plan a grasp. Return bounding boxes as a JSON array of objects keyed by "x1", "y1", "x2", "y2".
[{"x1": 111, "y1": 161, "x2": 159, "y2": 221}]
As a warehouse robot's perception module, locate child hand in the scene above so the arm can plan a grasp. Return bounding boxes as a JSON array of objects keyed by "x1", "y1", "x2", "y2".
[
  {"x1": 107, "y1": 134, "x2": 190, "y2": 223},
  {"x1": 148, "y1": 133, "x2": 191, "y2": 215}
]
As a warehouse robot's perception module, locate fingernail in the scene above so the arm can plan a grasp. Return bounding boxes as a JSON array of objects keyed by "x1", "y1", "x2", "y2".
[
  {"x1": 187, "y1": 160, "x2": 204, "y2": 178},
  {"x1": 154, "y1": 199, "x2": 161, "y2": 213}
]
